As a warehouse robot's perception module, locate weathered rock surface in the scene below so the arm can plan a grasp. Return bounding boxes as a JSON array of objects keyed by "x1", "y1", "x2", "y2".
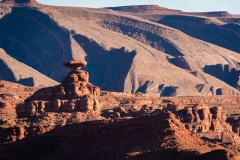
[
  {"x1": 178, "y1": 105, "x2": 240, "y2": 145},
  {"x1": 0, "y1": 112, "x2": 233, "y2": 160},
  {"x1": 1, "y1": 82, "x2": 240, "y2": 159},
  {"x1": 99, "y1": 92, "x2": 240, "y2": 152},
  {"x1": 17, "y1": 60, "x2": 102, "y2": 117}
]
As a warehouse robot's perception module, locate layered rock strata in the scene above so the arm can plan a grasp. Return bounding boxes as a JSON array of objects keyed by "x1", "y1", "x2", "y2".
[
  {"x1": 0, "y1": 112, "x2": 231, "y2": 159},
  {"x1": 16, "y1": 60, "x2": 102, "y2": 117},
  {"x1": 179, "y1": 105, "x2": 240, "y2": 145},
  {"x1": 100, "y1": 94, "x2": 240, "y2": 146}
]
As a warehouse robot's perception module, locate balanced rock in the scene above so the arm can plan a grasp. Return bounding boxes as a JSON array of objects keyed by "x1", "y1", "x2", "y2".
[
  {"x1": 63, "y1": 60, "x2": 87, "y2": 71},
  {"x1": 17, "y1": 60, "x2": 102, "y2": 117}
]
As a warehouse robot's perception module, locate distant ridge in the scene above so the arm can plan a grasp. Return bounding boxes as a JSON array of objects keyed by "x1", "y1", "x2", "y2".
[
  {"x1": 106, "y1": 5, "x2": 182, "y2": 14},
  {"x1": 106, "y1": 5, "x2": 232, "y2": 17},
  {"x1": 0, "y1": 0, "x2": 41, "y2": 5}
]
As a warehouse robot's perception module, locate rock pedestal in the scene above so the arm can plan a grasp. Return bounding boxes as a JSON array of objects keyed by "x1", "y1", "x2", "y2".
[
  {"x1": 182, "y1": 105, "x2": 231, "y2": 133},
  {"x1": 17, "y1": 60, "x2": 102, "y2": 117},
  {"x1": 178, "y1": 104, "x2": 239, "y2": 144}
]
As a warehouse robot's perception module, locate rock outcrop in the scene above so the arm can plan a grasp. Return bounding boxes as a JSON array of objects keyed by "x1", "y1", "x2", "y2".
[
  {"x1": 1, "y1": 82, "x2": 240, "y2": 159},
  {"x1": 172, "y1": 104, "x2": 240, "y2": 145},
  {"x1": 16, "y1": 60, "x2": 102, "y2": 117},
  {"x1": 99, "y1": 93, "x2": 240, "y2": 146},
  {"x1": 0, "y1": 112, "x2": 232, "y2": 159}
]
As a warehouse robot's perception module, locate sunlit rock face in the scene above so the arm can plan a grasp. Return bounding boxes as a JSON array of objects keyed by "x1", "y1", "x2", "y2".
[{"x1": 17, "y1": 60, "x2": 102, "y2": 117}]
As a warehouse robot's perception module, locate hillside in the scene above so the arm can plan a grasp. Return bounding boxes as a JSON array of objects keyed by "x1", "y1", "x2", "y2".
[
  {"x1": 0, "y1": 1, "x2": 240, "y2": 96},
  {"x1": 0, "y1": 49, "x2": 58, "y2": 86},
  {"x1": 106, "y1": 5, "x2": 234, "y2": 17}
]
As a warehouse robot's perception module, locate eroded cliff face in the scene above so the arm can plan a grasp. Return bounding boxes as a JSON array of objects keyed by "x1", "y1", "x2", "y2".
[
  {"x1": 101, "y1": 95, "x2": 240, "y2": 146},
  {"x1": 1, "y1": 3, "x2": 240, "y2": 95},
  {"x1": 204, "y1": 64, "x2": 240, "y2": 90},
  {"x1": 1, "y1": 78, "x2": 240, "y2": 159},
  {"x1": 0, "y1": 111, "x2": 233, "y2": 159}
]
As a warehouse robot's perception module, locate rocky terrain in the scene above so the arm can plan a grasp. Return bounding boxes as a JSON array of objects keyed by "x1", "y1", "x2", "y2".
[
  {"x1": 0, "y1": 60, "x2": 240, "y2": 159},
  {"x1": 0, "y1": 0, "x2": 240, "y2": 96},
  {"x1": 1, "y1": 1, "x2": 240, "y2": 159}
]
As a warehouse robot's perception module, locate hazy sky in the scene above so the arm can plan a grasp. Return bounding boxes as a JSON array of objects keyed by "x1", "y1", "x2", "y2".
[{"x1": 37, "y1": 0, "x2": 240, "y2": 14}]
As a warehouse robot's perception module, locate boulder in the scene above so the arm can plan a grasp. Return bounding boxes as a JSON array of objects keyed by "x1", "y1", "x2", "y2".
[
  {"x1": 63, "y1": 60, "x2": 87, "y2": 71},
  {"x1": 222, "y1": 132, "x2": 234, "y2": 144}
]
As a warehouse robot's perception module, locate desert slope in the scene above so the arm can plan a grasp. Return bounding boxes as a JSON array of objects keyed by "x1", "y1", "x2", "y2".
[
  {"x1": 0, "y1": 1, "x2": 240, "y2": 96},
  {"x1": 0, "y1": 49, "x2": 58, "y2": 86},
  {"x1": 39, "y1": 5, "x2": 240, "y2": 95}
]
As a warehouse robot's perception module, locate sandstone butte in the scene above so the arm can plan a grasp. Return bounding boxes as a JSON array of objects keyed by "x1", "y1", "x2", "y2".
[{"x1": 1, "y1": 0, "x2": 240, "y2": 160}]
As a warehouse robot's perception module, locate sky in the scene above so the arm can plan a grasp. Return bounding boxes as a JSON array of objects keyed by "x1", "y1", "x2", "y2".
[{"x1": 37, "y1": 0, "x2": 240, "y2": 14}]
